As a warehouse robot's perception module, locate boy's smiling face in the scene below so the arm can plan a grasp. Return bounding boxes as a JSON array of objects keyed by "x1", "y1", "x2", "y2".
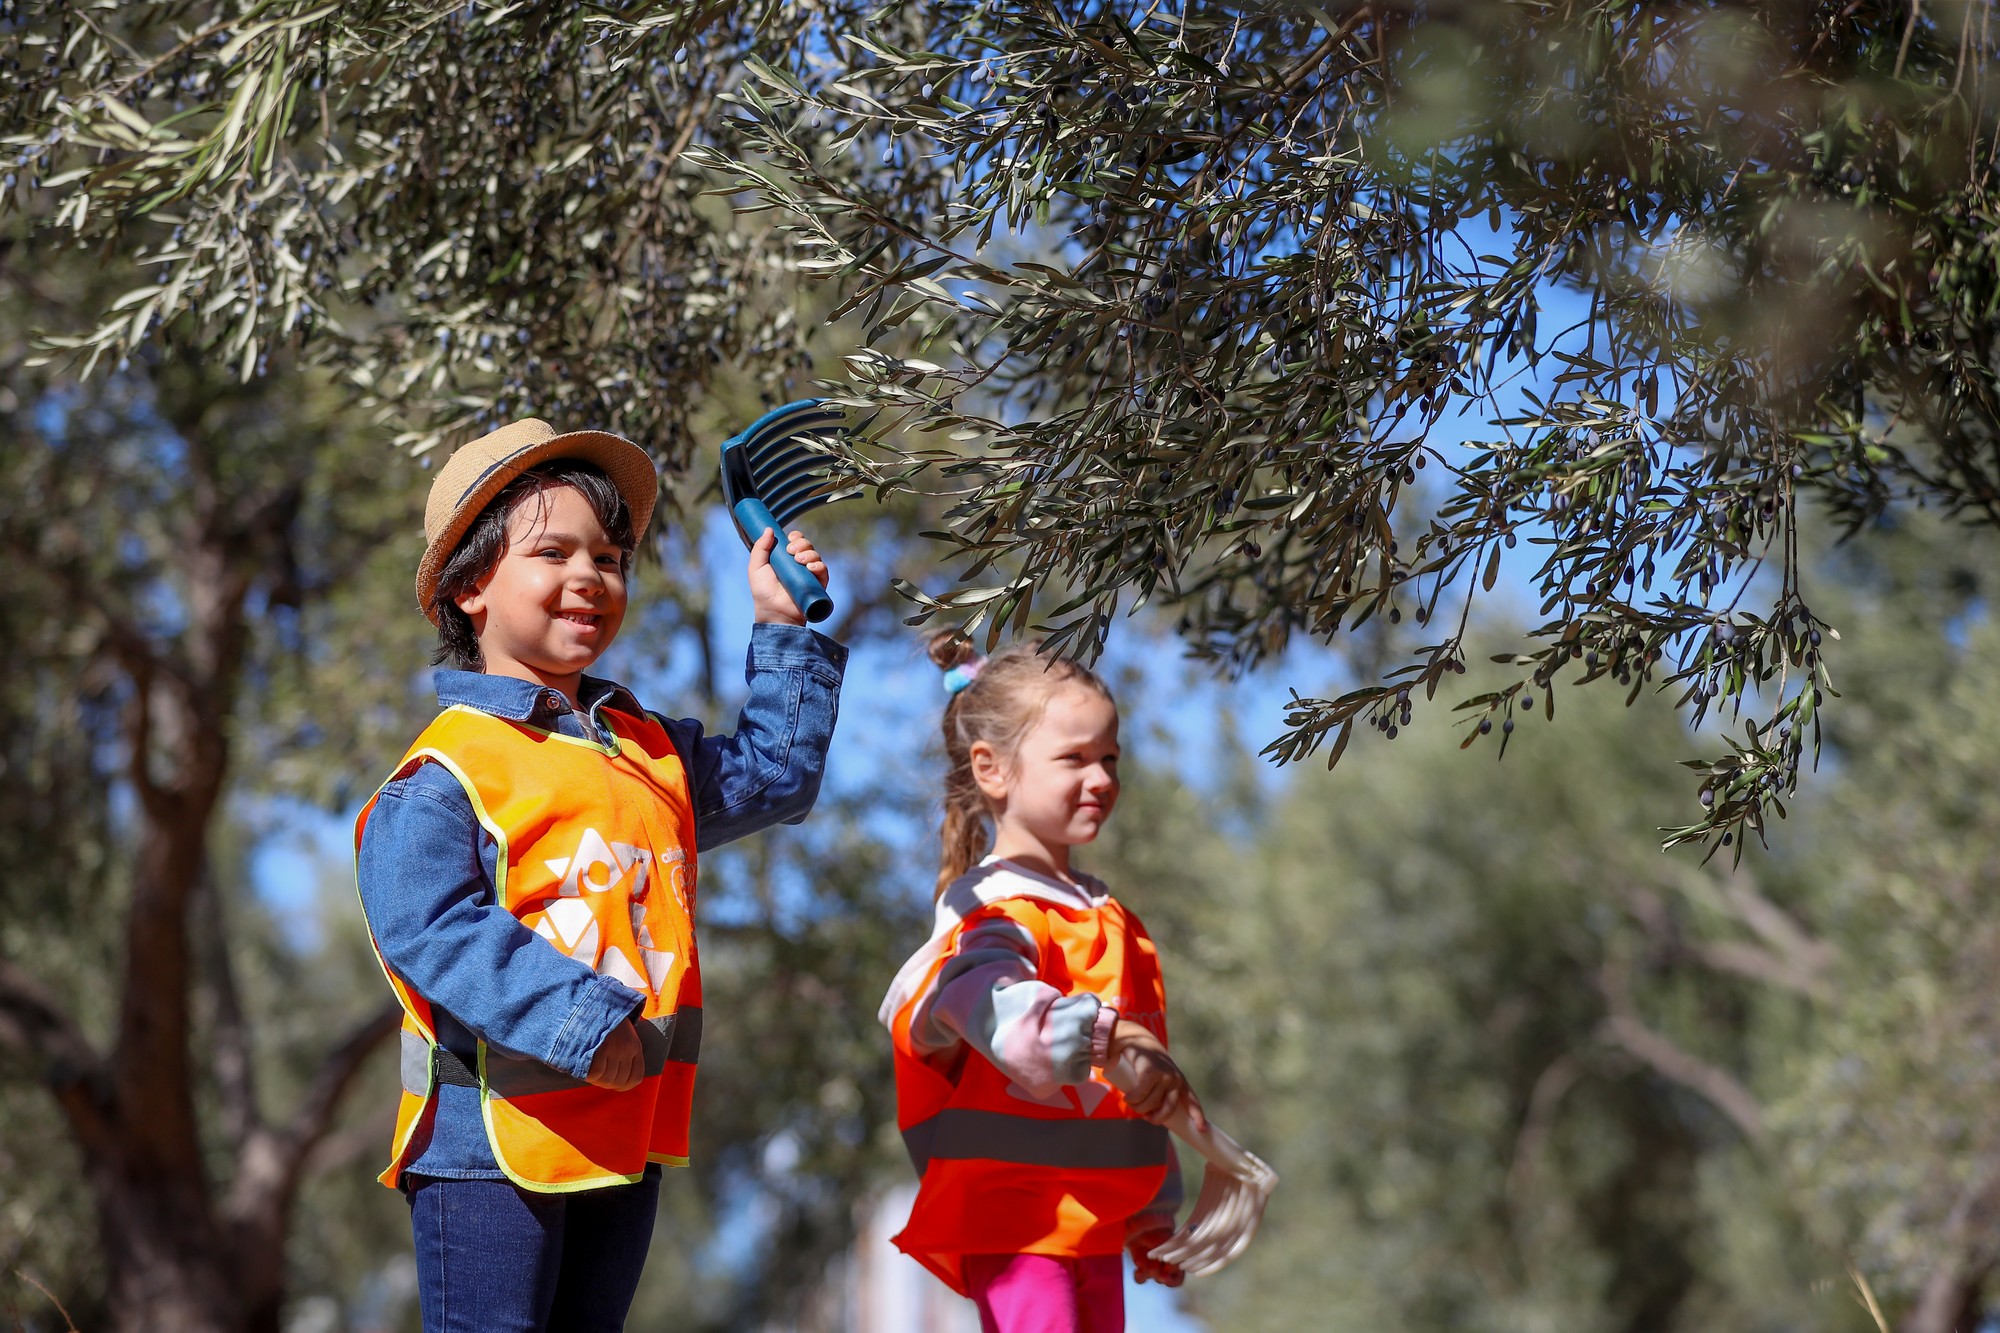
[{"x1": 454, "y1": 483, "x2": 629, "y2": 701}]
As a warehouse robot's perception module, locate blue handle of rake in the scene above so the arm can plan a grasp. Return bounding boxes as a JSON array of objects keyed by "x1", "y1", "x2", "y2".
[{"x1": 733, "y1": 497, "x2": 833, "y2": 624}]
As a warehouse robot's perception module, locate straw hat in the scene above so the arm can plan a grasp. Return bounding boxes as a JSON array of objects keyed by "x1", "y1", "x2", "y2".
[{"x1": 415, "y1": 418, "x2": 659, "y2": 623}]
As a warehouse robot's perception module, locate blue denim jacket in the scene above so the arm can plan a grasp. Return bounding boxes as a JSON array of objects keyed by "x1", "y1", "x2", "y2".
[{"x1": 356, "y1": 623, "x2": 846, "y2": 1179}]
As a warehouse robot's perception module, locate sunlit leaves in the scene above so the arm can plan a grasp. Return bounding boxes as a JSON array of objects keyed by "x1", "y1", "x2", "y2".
[
  {"x1": 704, "y1": 0, "x2": 1998, "y2": 853},
  {"x1": 0, "y1": 0, "x2": 876, "y2": 461},
  {"x1": 6, "y1": 0, "x2": 1999, "y2": 853}
]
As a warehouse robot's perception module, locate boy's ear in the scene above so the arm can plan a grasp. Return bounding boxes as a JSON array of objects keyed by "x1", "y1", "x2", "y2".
[
  {"x1": 454, "y1": 566, "x2": 497, "y2": 619},
  {"x1": 969, "y1": 740, "x2": 1009, "y2": 803}
]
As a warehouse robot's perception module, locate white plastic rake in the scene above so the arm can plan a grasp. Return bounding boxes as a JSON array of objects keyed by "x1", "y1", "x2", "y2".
[{"x1": 1106, "y1": 1053, "x2": 1279, "y2": 1278}]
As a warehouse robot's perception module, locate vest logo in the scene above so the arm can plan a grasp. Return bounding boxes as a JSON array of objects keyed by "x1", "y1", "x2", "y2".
[
  {"x1": 530, "y1": 827, "x2": 682, "y2": 997},
  {"x1": 600, "y1": 934, "x2": 676, "y2": 995},
  {"x1": 544, "y1": 827, "x2": 651, "y2": 899},
  {"x1": 535, "y1": 898, "x2": 601, "y2": 961}
]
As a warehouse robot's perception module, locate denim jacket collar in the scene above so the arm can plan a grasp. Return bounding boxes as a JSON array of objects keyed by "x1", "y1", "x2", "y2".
[{"x1": 431, "y1": 669, "x2": 645, "y2": 731}]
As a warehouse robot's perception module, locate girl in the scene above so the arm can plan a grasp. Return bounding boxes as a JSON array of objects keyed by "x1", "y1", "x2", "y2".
[{"x1": 880, "y1": 635, "x2": 1204, "y2": 1333}]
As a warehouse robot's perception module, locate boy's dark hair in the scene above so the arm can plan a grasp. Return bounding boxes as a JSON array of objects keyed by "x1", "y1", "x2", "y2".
[{"x1": 429, "y1": 459, "x2": 636, "y2": 671}]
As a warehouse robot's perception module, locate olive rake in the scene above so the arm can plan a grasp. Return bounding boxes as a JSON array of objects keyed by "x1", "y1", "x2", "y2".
[
  {"x1": 1106, "y1": 1051, "x2": 1279, "y2": 1278},
  {"x1": 719, "y1": 399, "x2": 861, "y2": 624}
]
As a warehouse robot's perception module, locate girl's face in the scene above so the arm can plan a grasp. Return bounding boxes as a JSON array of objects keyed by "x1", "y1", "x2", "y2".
[
  {"x1": 974, "y1": 683, "x2": 1122, "y2": 856},
  {"x1": 454, "y1": 483, "x2": 629, "y2": 697}
]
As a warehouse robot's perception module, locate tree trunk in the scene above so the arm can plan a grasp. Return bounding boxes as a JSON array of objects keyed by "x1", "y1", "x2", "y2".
[
  {"x1": 83, "y1": 776, "x2": 246, "y2": 1333},
  {"x1": 92, "y1": 589, "x2": 239, "y2": 1330},
  {"x1": 229, "y1": 1186, "x2": 293, "y2": 1333},
  {"x1": 0, "y1": 364, "x2": 400, "y2": 1333},
  {"x1": 91, "y1": 1149, "x2": 241, "y2": 1333},
  {"x1": 1902, "y1": 1169, "x2": 2000, "y2": 1333}
]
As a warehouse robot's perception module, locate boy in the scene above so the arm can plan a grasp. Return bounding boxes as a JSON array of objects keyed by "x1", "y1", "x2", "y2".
[{"x1": 355, "y1": 417, "x2": 844, "y2": 1331}]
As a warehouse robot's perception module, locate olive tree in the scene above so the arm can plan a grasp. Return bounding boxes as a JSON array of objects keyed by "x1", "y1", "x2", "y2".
[
  {"x1": 0, "y1": 325, "x2": 418, "y2": 1333},
  {"x1": 4, "y1": 1, "x2": 1995, "y2": 854},
  {"x1": 695, "y1": 0, "x2": 2000, "y2": 853},
  {"x1": 0, "y1": 1, "x2": 898, "y2": 451},
  {"x1": 0, "y1": 10, "x2": 941, "y2": 1327}
]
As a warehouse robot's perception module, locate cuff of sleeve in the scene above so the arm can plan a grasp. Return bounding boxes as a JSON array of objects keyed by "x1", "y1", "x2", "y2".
[
  {"x1": 544, "y1": 975, "x2": 646, "y2": 1080},
  {"x1": 1091, "y1": 1004, "x2": 1119, "y2": 1065},
  {"x1": 747, "y1": 621, "x2": 849, "y2": 673}
]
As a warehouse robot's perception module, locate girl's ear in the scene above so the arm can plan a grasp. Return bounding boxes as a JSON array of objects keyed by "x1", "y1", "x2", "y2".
[{"x1": 968, "y1": 739, "x2": 1010, "y2": 804}]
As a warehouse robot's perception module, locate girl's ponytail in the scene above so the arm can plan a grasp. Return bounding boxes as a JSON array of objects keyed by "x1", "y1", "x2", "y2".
[
  {"x1": 936, "y1": 798, "x2": 991, "y2": 898},
  {"x1": 926, "y1": 630, "x2": 1114, "y2": 898},
  {"x1": 930, "y1": 631, "x2": 991, "y2": 894}
]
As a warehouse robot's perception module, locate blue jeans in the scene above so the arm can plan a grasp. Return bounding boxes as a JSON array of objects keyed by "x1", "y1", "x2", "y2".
[{"x1": 406, "y1": 1167, "x2": 660, "y2": 1332}]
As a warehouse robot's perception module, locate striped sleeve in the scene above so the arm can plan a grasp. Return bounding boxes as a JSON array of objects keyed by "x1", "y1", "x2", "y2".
[{"x1": 904, "y1": 908, "x2": 1114, "y2": 1100}]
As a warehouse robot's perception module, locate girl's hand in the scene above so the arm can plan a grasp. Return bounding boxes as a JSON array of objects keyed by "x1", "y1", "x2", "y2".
[
  {"x1": 1128, "y1": 1223, "x2": 1186, "y2": 1287},
  {"x1": 748, "y1": 527, "x2": 830, "y2": 625},
  {"x1": 586, "y1": 1020, "x2": 644, "y2": 1092},
  {"x1": 1106, "y1": 1018, "x2": 1207, "y2": 1131}
]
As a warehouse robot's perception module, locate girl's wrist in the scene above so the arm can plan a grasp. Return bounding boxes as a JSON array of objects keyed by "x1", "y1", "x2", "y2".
[{"x1": 1091, "y1": 1004, "x2": 1121, "y2": 1064}]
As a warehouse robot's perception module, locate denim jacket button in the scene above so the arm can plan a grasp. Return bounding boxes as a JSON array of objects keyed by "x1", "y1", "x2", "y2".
[{"x1": 543, "y1": 691, "x2": 565, "y2": 713}]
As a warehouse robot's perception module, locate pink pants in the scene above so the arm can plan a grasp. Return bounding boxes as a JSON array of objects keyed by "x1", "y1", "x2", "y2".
[{"x1": 963, "y1": 1252, "x2": 1125, "y2": 1333}]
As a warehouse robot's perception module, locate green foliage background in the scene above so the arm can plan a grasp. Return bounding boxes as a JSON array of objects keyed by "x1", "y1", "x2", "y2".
[
  {"x1": 11, "y1": 318, "x2": 2000, "y2": 1332},
  {"x1": 4, "y1": 3, "x2": 2000, "y2": 1330}
]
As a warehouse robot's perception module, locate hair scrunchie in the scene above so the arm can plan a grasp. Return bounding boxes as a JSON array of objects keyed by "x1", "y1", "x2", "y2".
[{"x1": 943, "y1": 659, "x2": 985, "y2": 695}]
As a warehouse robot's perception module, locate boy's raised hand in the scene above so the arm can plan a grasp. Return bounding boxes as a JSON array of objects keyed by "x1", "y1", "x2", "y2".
[
  {"x1": 748, "y1": 527, "x2": 830, "y2": 625},
  {"x1": 586, "y1": 1020, "x2": 645, "y2": 1092}
]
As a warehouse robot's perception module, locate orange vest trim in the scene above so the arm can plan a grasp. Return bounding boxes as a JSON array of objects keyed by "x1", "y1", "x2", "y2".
[
  {"x1": 355, "y1": 703, "x2": 702, "y2": 1194},
  {"x1": 887, "y1": 889, "x2": 1171, "y2": 1295}
]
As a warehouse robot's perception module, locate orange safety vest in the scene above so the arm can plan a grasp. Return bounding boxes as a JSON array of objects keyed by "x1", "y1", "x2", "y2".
[
  {"x1": 354, "y1": 702, "x2": 702, "y2": 1193},
  {"x1": 887, "y1": 881, "x2": 1171, "y2": 1295}
]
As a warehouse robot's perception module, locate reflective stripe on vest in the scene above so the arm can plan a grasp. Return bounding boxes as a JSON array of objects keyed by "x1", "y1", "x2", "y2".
[
  {"x1": 402, "y1": 1008, "x2": 704, "y2": 1097},
  {"x1": 357, "y1": 703, "x2": 702, "y2": 1193},
  {"x1": 902, "y1": 1108, "x2": 1169, "y2": 1175}
]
